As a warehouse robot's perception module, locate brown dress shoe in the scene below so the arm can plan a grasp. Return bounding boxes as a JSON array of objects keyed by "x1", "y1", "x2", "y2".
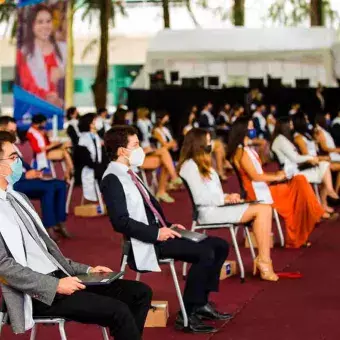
[
  {"x1": 47, "y1": 228, "x2": 60, "y2": 243},
  {"x1": 56, "y1": 223, "x2": 72, "y2": 239}
]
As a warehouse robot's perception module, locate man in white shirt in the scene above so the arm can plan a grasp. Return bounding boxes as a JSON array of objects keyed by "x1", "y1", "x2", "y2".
[{"x1": 0, "y1": 131, "x2": 152, "y2": 339}]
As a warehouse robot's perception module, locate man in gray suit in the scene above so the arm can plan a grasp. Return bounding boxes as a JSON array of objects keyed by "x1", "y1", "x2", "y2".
[{"x1": 0, "y1": 131, "x2": 151, "y2": 340}]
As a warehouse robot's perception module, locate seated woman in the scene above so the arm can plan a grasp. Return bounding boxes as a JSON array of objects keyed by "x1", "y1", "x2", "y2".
[
  {"x1": 113, "y1": 108, "x2": 182, "y2": 203},
  {"x1": 229, "y1": 117, "x2": 327, "y2": 249},
  {"x1": 75, "y1": 113, "x2": 108, "y2": 203},
  {"x1": 65, "y1": 106, "x2": 80, "y2": 146},
  {"x1": 26, "y1": 114, "x2": 74, "y2": 181},
  {"x1": 183, "y1": 105, "x2": 199, "y2": 136},
  {"x1": 178, "y1": 128, "x2": 278, "y2": 281},
  {"x1": 271, "y1": 117, "x2": 340, "y2": 213},
  {"x1": 314, "y1": 113, "x2": 340, "y2": 163},
  {"x1": 293, "y1": 113, "x2": 340, "y2": 194}
]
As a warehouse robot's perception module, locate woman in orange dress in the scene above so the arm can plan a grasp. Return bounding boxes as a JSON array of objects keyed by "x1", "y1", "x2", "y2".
[{"x1": 228, "y1": 117, "x2": 327, "y2": 249}]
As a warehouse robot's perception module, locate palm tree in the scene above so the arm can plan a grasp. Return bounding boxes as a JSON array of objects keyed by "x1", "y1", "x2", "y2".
[
  {"x1": 0, "y1": 0, "x2": 17, "y2": 39},
  {"x1": 310, "y1": 0, "x2": 324, "y2": 26},
  {"x1": 232, "y1": 0, "x2": 245, "y2": 26},
  {"x1": 162, "y1": 0, "x2": 171, "y2": 28}
]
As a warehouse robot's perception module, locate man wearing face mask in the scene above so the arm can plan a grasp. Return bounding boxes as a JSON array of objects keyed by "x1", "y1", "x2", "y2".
[
  {"x1": 101, "y1": 126, "x2": 232, "y2": 334},
  {"x1": 0, "y1": 116, "x2": 70, "y2": 242},
  {"x1": 0, "y1": 131, "x2": 152, "y2": 339}
]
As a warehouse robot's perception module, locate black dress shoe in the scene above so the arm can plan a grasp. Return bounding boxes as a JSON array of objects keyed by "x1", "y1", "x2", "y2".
[
  {"x1": 194, "y1": 303, "x2": 233, "y2": 321},
  {"x1": 175, "y1": 312, "x2": 218, "y2": 334}
]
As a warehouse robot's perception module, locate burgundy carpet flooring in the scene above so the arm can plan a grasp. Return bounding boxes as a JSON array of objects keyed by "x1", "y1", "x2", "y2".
[{"x1": 2, "y1": 165, "x2": 340, "y2": 339}]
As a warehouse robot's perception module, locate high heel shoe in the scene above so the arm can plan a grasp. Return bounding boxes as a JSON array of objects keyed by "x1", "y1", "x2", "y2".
[{"x1": 253, "y1": 257, "x2": 279, "y2": 282}]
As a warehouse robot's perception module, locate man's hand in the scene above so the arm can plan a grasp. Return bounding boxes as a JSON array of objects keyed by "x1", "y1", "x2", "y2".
[
  {"x1": 171, "y1": 224, "x2": 186, "y2": 230},
  {"x1": 56, "y1": 277, "x2": 85, "y2": 295},
  {"x1": 157, "y1": 227, "x2": 182, "y2": 242},
  {"x1": 25, "y1": 170, "x2": 43, "y2": 180},
  {"x1": 89, "y1": 266, "x2": 113, "y2": 274}
]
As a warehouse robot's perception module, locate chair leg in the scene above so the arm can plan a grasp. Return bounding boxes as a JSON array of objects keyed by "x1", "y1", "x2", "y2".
[
  {"x1": 66, "y1": 177, "x2": 75, "y2": 214},
  {"x1": 61, "y1": 161, "x2": 67, "y2": 173},
  {"x1": 273, "y1": 208, "x2": 285, "y2": 247},
  {"x1": 95, "y1": 181, "x2": 105, "y2": 214},
  {"x1": 50, "y1": 161, "x2": 57, "y2": 179},
  {"x1": 229, "y1": 225, "x2": 245, "y2": 283},
  {"x1": 29, "y1": 324, "x2": 37, "y2": 340},
  {"x1": 58, "y1": 320, "x2": 67, "y2": 340},
  {"x1": 314, "y1": 184, "x2": 321, "y2": 203},
  {"x1": 0, "y1": 312, "x2": 7, "y2": 336},
  {"x1": 101, "y1": 327, "x2": 110, "y2": 340},
  {"x1": 135, "y1": 273, "x2": 141, "y2": 281},
  {"x1": 244, "y1": 226, "x2": 256, "y2": 260},
  {"x1": 151, "y1": 170, "x2": 158, "y2": 195},
  {"x1": 169, "y1": 261, "x2": 188, "y2": 328}
]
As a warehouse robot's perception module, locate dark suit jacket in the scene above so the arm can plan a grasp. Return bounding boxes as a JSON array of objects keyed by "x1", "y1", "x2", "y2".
[{"x1": 100, "y1": 173, "x2": 172, "y2": 270}]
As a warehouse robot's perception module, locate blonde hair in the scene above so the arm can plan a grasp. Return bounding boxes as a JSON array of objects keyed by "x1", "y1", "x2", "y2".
[{"x1": 137, "y1": 107, "x2": 149, "y2": 120}]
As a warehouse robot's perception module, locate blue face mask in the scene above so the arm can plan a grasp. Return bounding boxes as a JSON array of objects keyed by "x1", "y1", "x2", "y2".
[
  {"x1": 247, "y1": 129, "x2": 257, "y2": 139},
  {"x1": 326, "y1": 119, "x2": 331, "y2": 126},
  {"x1": 6, "y1": 158, "x2": 23, "y2": 186}
]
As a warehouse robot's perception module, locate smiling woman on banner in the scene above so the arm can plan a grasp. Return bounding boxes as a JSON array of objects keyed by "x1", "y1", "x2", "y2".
[{"x1": 17, "y1": 3, "x2": 66, "y2": 107}]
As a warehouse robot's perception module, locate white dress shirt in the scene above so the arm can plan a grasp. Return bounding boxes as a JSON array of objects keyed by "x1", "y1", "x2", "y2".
[{"x1": 0, "y1": 189, "x2": 57, "y2": 274}]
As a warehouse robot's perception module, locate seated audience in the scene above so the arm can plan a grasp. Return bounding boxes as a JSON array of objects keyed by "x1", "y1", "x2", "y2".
[
  {"x1": 101, "y1": 125, "x2": 231, "y2": 334},
  {"x1": 229, "y1": 118, "x2": 327, "y2": 249},
  {"x1": 266, "y1": 104, "x2": 277, "y2": 136},
  {"x1": 331, "y1": 110, "x2": 340, "y2": 147},
  {"x1": 216, "y1": 103, "x2": 231, "y2": 127},
  {"x1": 136, "y1": 107, "x2": 154, "y2": 148},
  {"x1": 252, "y1": 104, "x2": 269, "y2": 140},
  {"x1": 271, "y1": 117, "x2": 340, "y2": 212},
  {"x1": 114, "y1": 108, "x2": 182, "y2": 203},
  {"x1": 65, "y1": 106, "x2": 80, "y2": 146},
  {"x1": 0, "y1": 116, "x2": 70, "y2": 242},
  {"x1": 183, "y1": 105, "x2": 199, "y2": 135},
  {"x1": 75, "y1": 113, "x2": 108, "y2": 202},
  {"x1": 0, "y1": 129, "x2": 152, "y2": 340},
  {"x1": 96, "y1": 107, "x2": 111, "y2": 139},
  {"x1": 314, "y1": 113, "x2": 340, "y2": 163},
  {"x1": 26, "y1": 114, "x2": 74, "y2": 182},
  {"x1": 289, "y1": 103, "x2": 301, "y2": 116},
  {"x1": 178, "y1": 128, "x2": 278, "y2": 280},
  {"x1": 230, "y1": 104, "x2": 245, "y2": 123},
  {"x1": 293, "y1": 113, "x2": 340, "y2": 193},
  {"x1": 199, "y1": 102, "x2": 216, "y2": 135}
]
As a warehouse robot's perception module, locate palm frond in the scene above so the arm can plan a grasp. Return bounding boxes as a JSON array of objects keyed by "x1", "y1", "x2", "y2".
[{"x1": 81, "y1": 38, "x2": 98, "y2": 60}]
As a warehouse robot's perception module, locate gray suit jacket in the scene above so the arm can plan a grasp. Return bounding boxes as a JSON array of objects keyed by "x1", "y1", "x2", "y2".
[{"x1": 0, "y1": 194, "x2": 90, "y2": 334}]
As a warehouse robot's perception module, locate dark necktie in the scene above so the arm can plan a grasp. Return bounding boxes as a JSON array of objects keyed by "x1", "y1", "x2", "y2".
[
  {"x1": 7, "y1": 193, "x2": 71, "y2": 277},
  {"x1": 127, "y1": 170, "x2": 167, "y2": 228},
  {"x1": 91, "y1": 136, "x2": 99, "y2": 163}
]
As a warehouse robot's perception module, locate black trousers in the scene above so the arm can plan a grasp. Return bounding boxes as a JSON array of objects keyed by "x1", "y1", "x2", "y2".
[
  {"x1": 33, "y1": 279, "x2": 152, "y2": 340},
  {"x1": 156, "y1": 236, "x2": 229, "y2": 312}
]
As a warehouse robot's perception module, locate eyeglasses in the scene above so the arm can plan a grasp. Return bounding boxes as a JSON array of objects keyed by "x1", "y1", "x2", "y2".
[{"x1": 0, "y1": 154, "x2": 19, "y2": 162}]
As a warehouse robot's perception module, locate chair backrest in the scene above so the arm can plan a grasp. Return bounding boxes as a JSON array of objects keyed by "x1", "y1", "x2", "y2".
[
  {"x1": 270, "y1": 149, "x2": 284, "y2": 169},
  {"x1": 180, "y1": 176, "x2": 199, "y2": 221},
  {"x1": 230, "y1": 162, "x2": 247, "y2": 200}
]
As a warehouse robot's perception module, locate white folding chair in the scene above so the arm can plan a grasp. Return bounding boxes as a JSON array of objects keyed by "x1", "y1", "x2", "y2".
[{"x1": 120, "y1": 239, "x2": 188, "y2": 328}]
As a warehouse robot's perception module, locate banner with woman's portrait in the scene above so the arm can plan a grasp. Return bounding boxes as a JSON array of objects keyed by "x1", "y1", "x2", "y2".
[{"x1": 14, "y1": 0, "x2": 67, "y2": 130}]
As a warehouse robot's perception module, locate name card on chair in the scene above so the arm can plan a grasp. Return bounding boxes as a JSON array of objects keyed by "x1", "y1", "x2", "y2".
[
  {"x1": 220, "y1": 261, "x2": 238, "y2": 280},
  {"x1": 145, "y1": 301, "x2": 169, "y2": 328},
  {"x1": 74, "y1": 204, "x2": 107, "y2": 217}
]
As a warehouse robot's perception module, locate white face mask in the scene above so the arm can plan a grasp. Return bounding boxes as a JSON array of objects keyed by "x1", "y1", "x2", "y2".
[{"x1": 126, "y1": 147, "x2": 145, "y2": 167}]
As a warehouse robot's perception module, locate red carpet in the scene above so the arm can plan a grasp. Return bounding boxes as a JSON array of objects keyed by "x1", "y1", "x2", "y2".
[{"x1": 2, "y1": 163, "x2": 340, "y2": 339}]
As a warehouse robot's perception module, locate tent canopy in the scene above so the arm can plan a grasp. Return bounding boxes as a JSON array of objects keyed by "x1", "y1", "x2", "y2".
[{"x1": 147, "y1": 28, "x2": 337, "y2": 61}]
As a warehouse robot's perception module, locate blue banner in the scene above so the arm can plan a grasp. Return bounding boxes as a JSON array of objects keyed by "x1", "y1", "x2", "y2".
[{"x1": 15, "y1": 0, "x2": 67, "y2": 131}]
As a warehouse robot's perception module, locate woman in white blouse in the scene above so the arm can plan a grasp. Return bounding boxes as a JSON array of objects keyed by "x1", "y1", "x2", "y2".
[
  {"x1": 178, "y1": 128, "x2": 278, "y2": 282},
  {"x1": 271, "y1": 117, "x2": 340, "y2": 213}
]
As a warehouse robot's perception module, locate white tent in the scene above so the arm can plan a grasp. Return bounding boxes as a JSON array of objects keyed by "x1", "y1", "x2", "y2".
[{"x1": 135, "y1": 28, "x2": 338, "y2": 88}]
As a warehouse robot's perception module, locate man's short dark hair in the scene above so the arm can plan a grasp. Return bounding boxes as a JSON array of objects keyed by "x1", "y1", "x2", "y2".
[
  {"x1": 78, "y1": 113, "x2": 96, "y2": 133},
  {"x1": 0, "y1": 131, "x2": 16, "y2": 156},
  {"x1": 0, "y1": 116, "x2": 16, "y2": 129},
  {"x1": 32, "y1": 114, "x2": 47, "y2": 125},
  {"x1": 97, "y1": 108, "x2": 107, "y2": 116},
  {"x1": 104, "y1": 125, "x2": 137, "y2": 160},
  {"x1": 66, "y1": 106, "x2": 77, "y2": 120}
]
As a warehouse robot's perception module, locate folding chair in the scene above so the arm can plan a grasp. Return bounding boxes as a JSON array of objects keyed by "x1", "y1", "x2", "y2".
[
  {"x1": 0, "y1": 299, "x2": 109, "y2": 340},
  {"x1": 67, "y1": 178, "x2": 105, "y2": 215},
  {"x1": 181, "y1": 177, "x2": 256, "y2": 283},
  {"x1": 232, "y1": 162, "x2": 285, "y2": 248},
  {"x1": 120, "y1": 238, "x2": 188, "y2": 328}
]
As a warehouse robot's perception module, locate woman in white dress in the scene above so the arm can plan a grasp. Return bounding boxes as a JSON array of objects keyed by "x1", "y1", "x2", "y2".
[
  {"x1": 293, "y1": 113, "x2": 340, "y2": 194},
  {"x1": 271, "y1": 117, "x2": 340, "y2": 212},
  {"x1": 178, "y1": 128, "x2": 278, "y2": 281}
]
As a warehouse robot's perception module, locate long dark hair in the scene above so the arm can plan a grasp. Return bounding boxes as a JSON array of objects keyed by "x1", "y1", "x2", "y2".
[
  {"x1": 178, "y1": 128, "x2": 212, "y2": 179},
  {"x1": 315, "y1": 113, "x2": 328, "y2": 130},
  {"x1": 272, "y1": 117, "x2": 293, "y2": 144},
  {"x1": 292, "y1": 113, "x2": 312, "y2": 140},
  {"x1": 227, "y1": 116, "x2": 250, "y2": 160},
  {"x1": 154, "y1": 110, "x2": 169, "y2": 128},
  {"x1": 23, "y1": 4, "x2": 62, "y2": 61}
]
